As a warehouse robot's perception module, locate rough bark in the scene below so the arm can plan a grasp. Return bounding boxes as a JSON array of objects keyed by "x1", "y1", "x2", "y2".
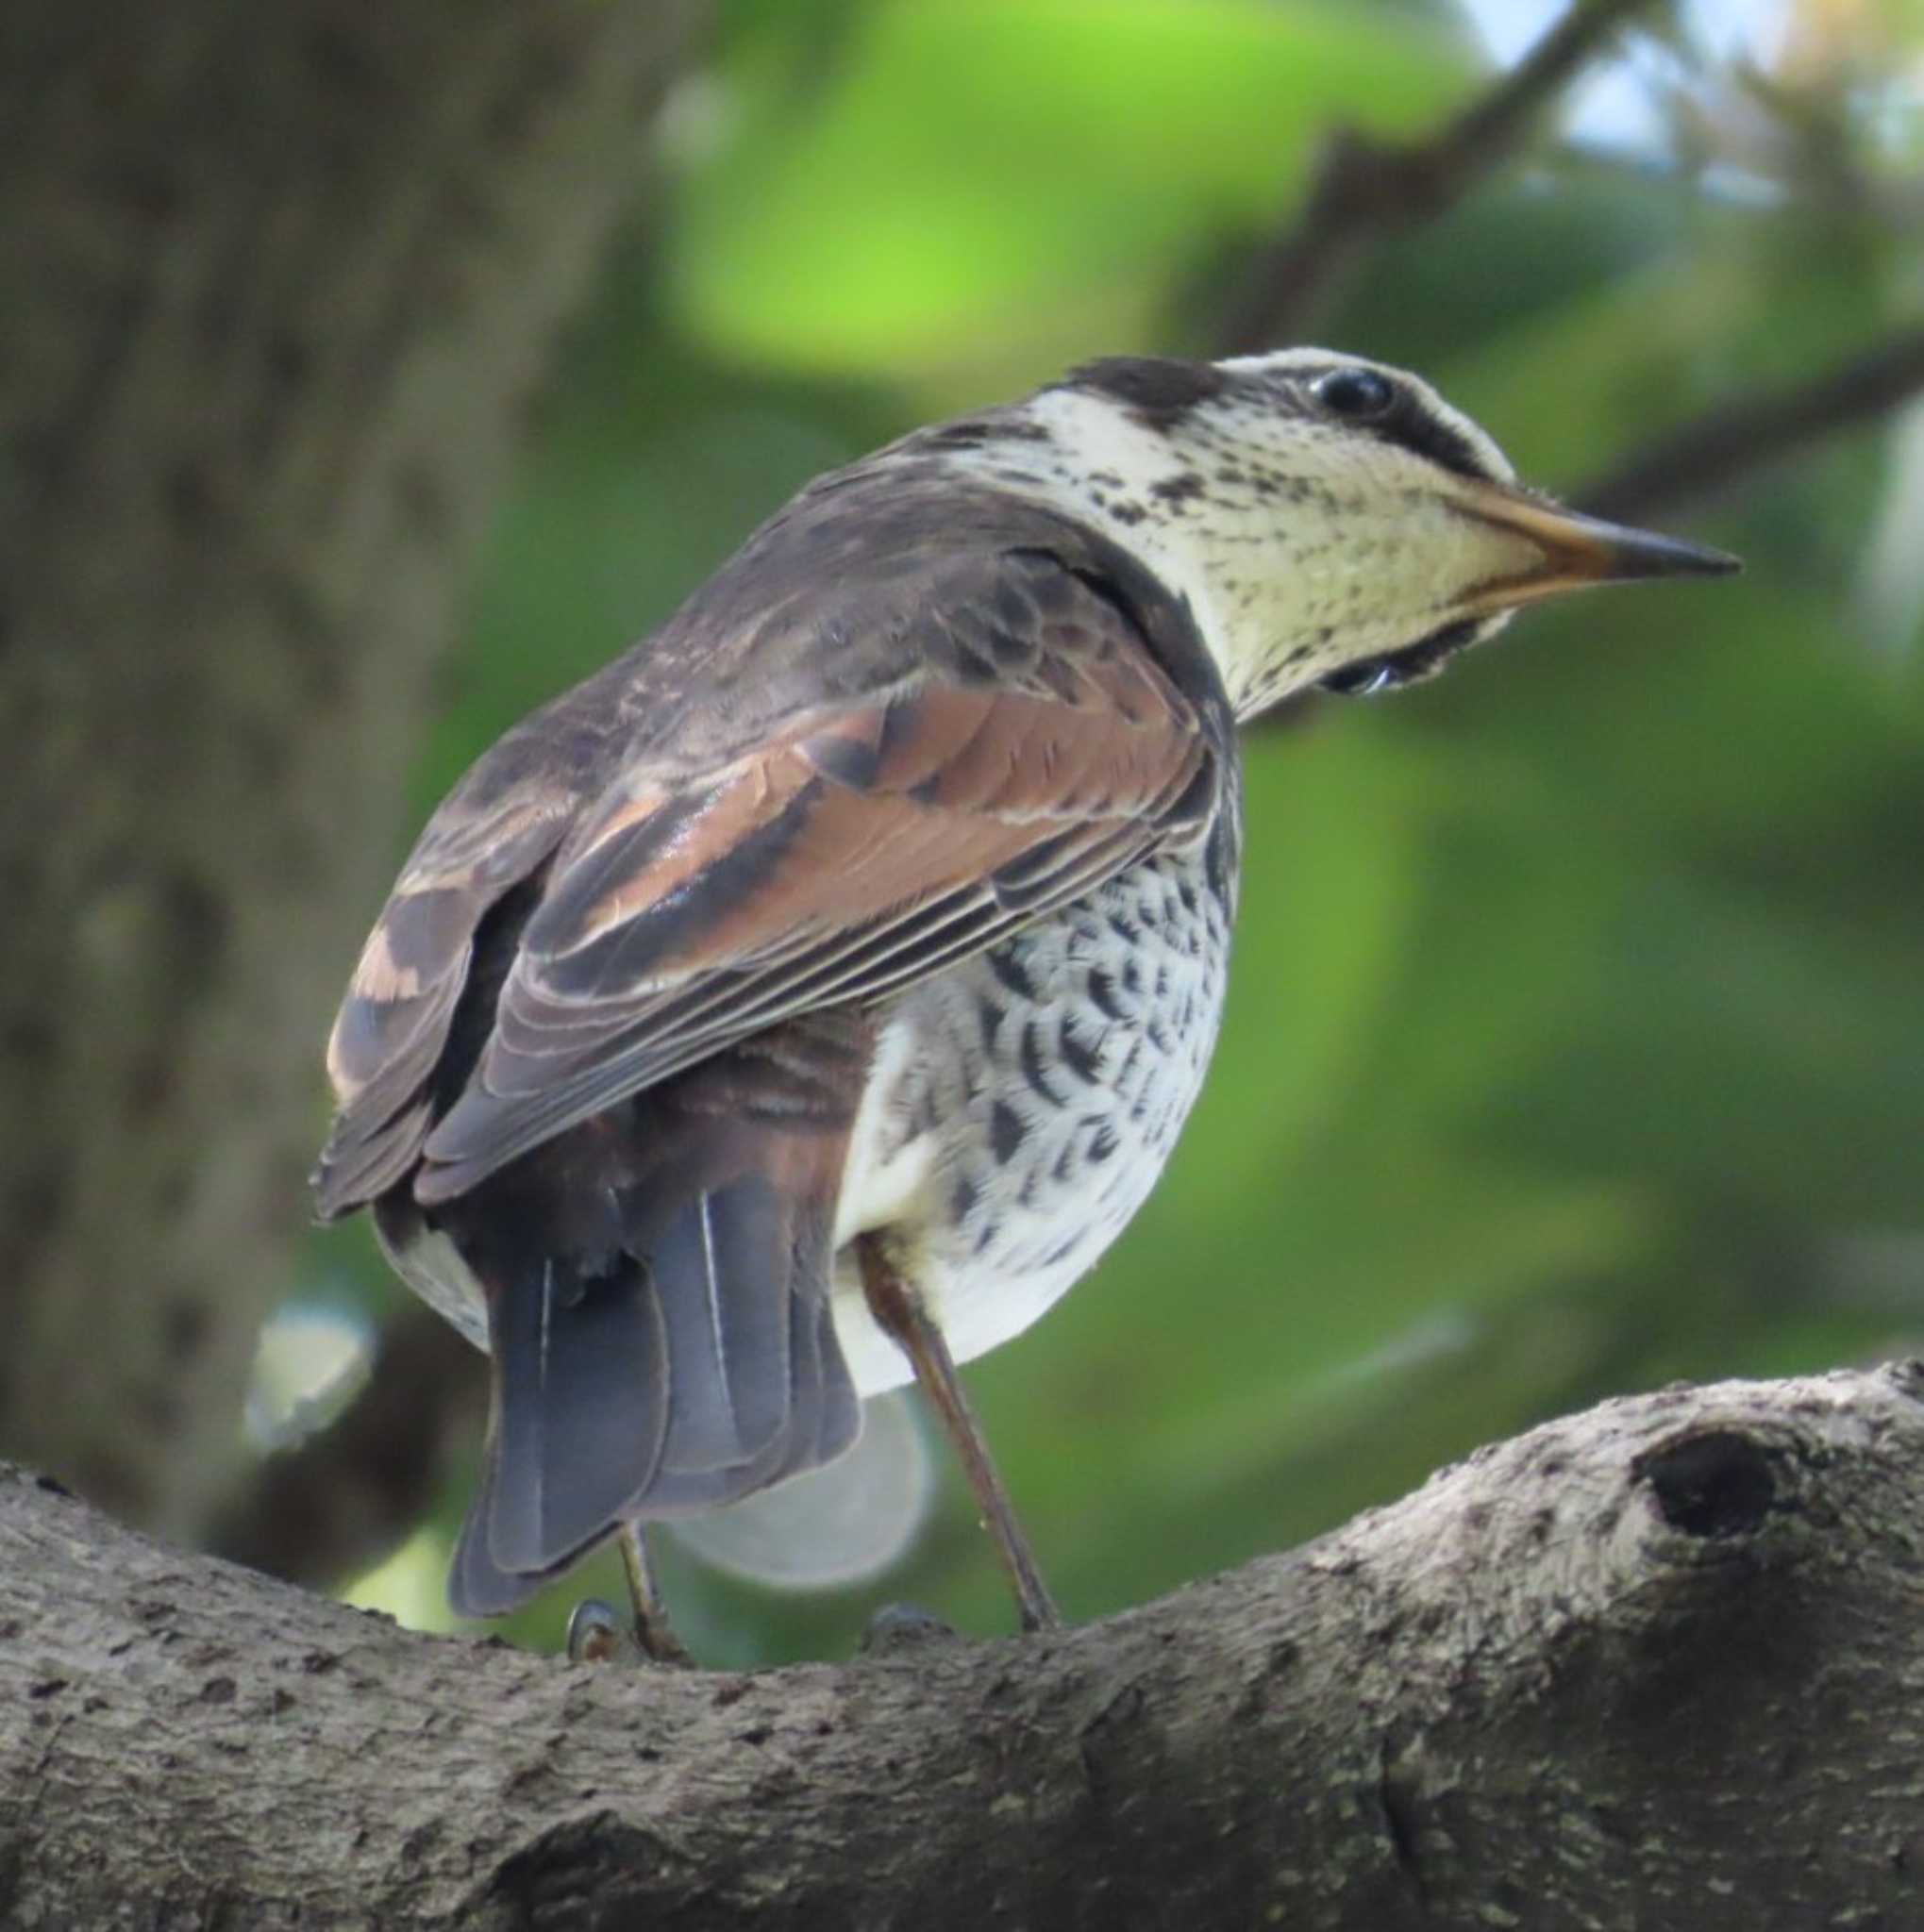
[
  {"x1": 0, "y1": 0, "x2": 699, "y2": 1537},
  {"x1": 2, "y1": 1365, "x2": 1919, "y2": 1930}
]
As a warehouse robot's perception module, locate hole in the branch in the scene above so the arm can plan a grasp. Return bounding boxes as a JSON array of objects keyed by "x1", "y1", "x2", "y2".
[{"x1": 1633, "y1": 1430, "x2": 1776, "y2": 1539}]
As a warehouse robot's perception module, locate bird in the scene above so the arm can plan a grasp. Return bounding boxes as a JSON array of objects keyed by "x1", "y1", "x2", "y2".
[{"x1": 312, "y1": 348, "x2": 1736, "y2": 1657}]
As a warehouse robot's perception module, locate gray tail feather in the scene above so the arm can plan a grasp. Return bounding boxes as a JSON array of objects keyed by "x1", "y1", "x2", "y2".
[{"x1": 444, "y1": 1170, "x2": 860, "y2": 1620}]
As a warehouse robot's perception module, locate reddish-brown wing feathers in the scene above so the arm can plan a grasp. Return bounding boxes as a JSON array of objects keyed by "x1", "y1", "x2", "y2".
[
  {"x1": 412, "y1": 591, "x2": 1217, "y2": 1202},
  {"x1": 313, "y1": 794, "x2": 573, "y2": 1215}
]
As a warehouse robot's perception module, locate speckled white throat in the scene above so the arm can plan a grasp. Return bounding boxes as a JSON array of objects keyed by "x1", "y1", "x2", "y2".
[{"x1": 893, "y1": 347, "x2": 1530, "y2": 719}]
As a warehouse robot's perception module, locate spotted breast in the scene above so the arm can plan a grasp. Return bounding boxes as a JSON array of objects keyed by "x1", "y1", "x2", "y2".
[{"x1": 828, "y1": 812, "x2": 1240, "y2": 1392}]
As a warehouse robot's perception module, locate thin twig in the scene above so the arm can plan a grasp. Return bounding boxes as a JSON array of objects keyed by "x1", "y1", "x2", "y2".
[
  {"x1": 1219, "y1": 0, "x2": 1665, "y2": 353},
  {"x1": 1577, "y1": 324, "x2": 1924, "y2": 524}
]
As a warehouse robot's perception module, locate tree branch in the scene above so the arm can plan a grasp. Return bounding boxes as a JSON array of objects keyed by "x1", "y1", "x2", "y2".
[
  {"x1": 6, "y1": 1365, "x2": 1923, "y2": 1928},
  {"x1": 0, "y1": 0, "x2": 702, "y2": 1541},
  {"x1": 1218, "y1": 0, "x2": 1665, "y2": 353},
  {"x1": 1576, "y1": 323, "x2": 1924, "y2": 523}
]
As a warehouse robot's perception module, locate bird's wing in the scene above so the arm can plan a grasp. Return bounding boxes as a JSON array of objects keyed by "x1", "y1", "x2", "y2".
[
  {"x1": 416, "y1": 541, "x2": 1229, "y2": 1201},
  {"x1": 313, "y1": 786, "x2": 577, "y2": 1215},
  {"x1": 415, "y1": 547, "x2": 1225, "y2": 1201},
  {"x1": 318, "y1": 542, "x2": 1228, "y2": 1214}
]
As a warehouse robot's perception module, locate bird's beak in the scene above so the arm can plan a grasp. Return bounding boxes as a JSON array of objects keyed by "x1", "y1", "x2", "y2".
[{"x1": 1448, "y1": 480, "x2": 1740, "y2": 613}]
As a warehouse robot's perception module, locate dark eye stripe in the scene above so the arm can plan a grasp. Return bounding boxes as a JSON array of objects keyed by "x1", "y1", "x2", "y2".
[{"x1": 1372, "y1": 404, "x2": 1491, "y2": 484}]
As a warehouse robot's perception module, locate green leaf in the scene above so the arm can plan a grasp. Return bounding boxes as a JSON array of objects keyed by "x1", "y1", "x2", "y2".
[{"x1": 672, "y1": 0, "x2": 1473, "y2": 377}]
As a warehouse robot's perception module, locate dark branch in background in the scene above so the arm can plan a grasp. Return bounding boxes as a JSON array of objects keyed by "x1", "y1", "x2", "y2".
[
  {"x1": 1576, "y1": 324, "x2": 1924, "y2": 523},
  {"x1": 207, "y1": 1307, "x2": 485, "y2": 1591},
  {"x1": 1218, "y1": 0, "x2": 1665, "y2": 352},
  {"x1": 1217, "y1": 0, "x2": 1923, "y2": 517}
]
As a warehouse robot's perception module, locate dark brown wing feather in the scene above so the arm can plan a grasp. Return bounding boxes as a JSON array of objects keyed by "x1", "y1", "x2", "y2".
[
  {"x1": 417, "y1": 593, "x2": 1215, "y2": 1199},
  {"x1": 313, "y1": 793, "x2": 573, "y2": 1215},
  {"x1": 315, "y1": 485, "x2": 1232, "y2": 1222}
]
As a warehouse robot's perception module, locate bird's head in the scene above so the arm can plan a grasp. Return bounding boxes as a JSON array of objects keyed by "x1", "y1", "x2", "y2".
[{"x1": 984, "y1": 350, "x2": 1736, "y2": 719}]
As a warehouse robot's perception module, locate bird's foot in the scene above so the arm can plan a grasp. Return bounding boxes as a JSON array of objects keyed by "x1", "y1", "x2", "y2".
[
  {"x1": 858, "y1": 1600, "x2": 960, "y2": 1657},
  {"x1": 566, "y1": 1597, "x2": 695, "y2": 1669}
]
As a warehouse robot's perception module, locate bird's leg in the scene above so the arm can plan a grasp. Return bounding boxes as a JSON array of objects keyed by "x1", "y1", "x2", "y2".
[
  {"x1": 618, "y1": 1523, "x2": 696, "y2": 1666},
  {"x1": 565, "y1": 1524, "x2": 695, "y2": 1667},
  {"x1": 856, "y1": 1233, "x2": 1061, "y2": 1633}
]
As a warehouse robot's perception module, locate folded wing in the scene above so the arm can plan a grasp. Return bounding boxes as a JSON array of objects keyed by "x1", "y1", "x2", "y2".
[{"x1": 317, "y1": 542, "x2": 1226, "y2": 1215}]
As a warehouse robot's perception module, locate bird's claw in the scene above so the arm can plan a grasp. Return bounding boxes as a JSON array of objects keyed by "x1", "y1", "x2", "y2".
[
  {"x1": 566, "y1": 1598, "x2": 641, "y2": 1665},
  {"x1": 859, "y1": 1600, "x2": 959, "y2": 1657},
  {"x1": 567, "y1": 1595, "x2": 698, "y2": 1669}
]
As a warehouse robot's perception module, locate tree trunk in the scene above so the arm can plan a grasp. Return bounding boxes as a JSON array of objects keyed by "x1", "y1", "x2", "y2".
[
  {"x1": 1, "y1": 1366, "x2": 1918, "y2": 1929},
  {"x1": 0, "y1": 0, "x2": 698, "y2": 1538}
]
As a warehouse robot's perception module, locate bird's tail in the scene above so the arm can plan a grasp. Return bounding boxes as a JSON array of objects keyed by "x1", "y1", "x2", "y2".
[{"x1": 436, "y1": 1022, "x2": 868, "y2": 1618}]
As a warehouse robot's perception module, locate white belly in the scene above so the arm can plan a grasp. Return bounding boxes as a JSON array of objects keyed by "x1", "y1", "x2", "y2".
[{"x1": 828, "y1": 846, "x2": 1231, "y2": 1394}]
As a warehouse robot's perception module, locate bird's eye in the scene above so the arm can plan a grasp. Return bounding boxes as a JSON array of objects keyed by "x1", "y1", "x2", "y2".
[{"x1": 1312, "y1": 368, "x2": 1397, "y2": 422}]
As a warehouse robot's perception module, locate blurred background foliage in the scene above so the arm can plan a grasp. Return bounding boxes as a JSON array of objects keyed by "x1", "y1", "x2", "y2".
[{"x1": 275, "y1": 0, "x2": 1924, "y2": 1663}]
